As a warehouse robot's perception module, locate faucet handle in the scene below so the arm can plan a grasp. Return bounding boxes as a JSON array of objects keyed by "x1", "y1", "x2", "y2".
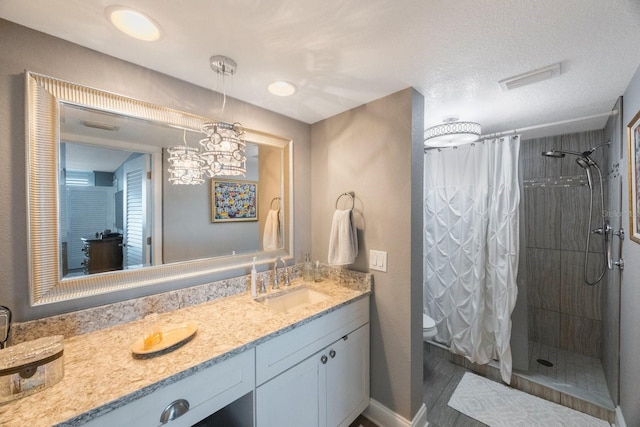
[
  {"x1": 0, "y1": 306, "x2": 11, "y2": 349},
  {"x1": 283, "y1": 266, "x2": 290, "y2": 286},
  {"x1": 259, "y1": 277, "x2": 266, "y2": 294}
]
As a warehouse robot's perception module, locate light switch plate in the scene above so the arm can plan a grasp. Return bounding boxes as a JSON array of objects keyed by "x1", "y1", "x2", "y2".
[{"x1": 369, "y1": 250, "x2": 388, "y2": 272}]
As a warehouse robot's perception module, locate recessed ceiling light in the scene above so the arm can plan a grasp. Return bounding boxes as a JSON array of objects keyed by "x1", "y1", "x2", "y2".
[
  {"x1": 267, "y1": 81, "x2": 297, "y2": 97},
  {"x1": 105, "y1": 5, "x2": 162, "y2": 42}
]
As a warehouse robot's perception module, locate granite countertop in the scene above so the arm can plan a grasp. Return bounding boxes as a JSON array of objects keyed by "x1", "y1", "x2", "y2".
[{"x1": 0, "y1": 278, "x2": 371, "y2": 427}]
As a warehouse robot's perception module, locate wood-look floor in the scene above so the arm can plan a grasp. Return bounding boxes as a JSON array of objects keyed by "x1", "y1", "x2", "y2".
[
  {"x1": 423, "y1": 350, "x2": 487, "y2": 427},
  {"x1": 349, "y1": 349, "x2": 485, "y2": 427},
  {"x1": 349, "y1": 414, "x2": 380, "y2": 427}
]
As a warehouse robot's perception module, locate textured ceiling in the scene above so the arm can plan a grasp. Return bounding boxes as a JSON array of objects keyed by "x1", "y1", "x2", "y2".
[{"x1": 2, "y1": 0, "x2": 640, "y2": 139}]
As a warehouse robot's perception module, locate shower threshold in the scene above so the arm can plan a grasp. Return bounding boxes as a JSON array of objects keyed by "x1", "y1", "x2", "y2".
[{"x1": 424, "y1": 340, "x2": 615, "y2": 423}]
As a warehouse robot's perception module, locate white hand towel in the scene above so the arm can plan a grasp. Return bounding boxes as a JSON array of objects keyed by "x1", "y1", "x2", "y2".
[
  {"x1": 263, "y1": 209, "x2": 281, "y2": 251},
  {"x1": 328, "y1": 209, "x2": 358, "y2": 265}
]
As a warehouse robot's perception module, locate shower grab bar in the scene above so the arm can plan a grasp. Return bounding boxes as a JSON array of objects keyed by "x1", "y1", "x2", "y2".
[
  {"x1": 613, "y1": 228, "x2": 624, "y2": 270},
  {"x1": 592, "y1": 223, "x2": 613, "y2": 270}
]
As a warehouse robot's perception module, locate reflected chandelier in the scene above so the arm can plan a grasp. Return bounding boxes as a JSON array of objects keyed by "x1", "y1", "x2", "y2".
[
  {"x1": 424, "y1": 117, "x2": 481, "y2": 148},
  {"x1": 167, "y1": 130, "x2": 205, "y2": 185},
  {"x1": 199, "y1": 55, "x2": 246, "y2": 177}
]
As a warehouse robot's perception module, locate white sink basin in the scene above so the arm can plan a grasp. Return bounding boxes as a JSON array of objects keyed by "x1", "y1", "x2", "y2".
[{"x1": 258, "y1": 287, "x2": 330, "y2": 313}]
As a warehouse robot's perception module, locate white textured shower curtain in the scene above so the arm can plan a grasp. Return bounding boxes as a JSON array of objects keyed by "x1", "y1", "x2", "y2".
[{"x1": 424, "y1": 136, "x2": 520, "y2": 383}]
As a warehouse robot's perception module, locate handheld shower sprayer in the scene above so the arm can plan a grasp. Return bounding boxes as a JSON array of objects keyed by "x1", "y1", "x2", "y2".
[{"x1": 575, "y1": 156, "x2": 594, "y2": 189}]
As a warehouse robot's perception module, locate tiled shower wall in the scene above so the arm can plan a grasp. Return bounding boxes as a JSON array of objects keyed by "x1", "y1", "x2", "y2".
[{"x1": 521, "y1": 130, "x2": 607, "y2": 358}]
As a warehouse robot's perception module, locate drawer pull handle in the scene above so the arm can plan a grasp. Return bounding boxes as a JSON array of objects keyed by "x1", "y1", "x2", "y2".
[
  {"x1": 160, "y1": 399, "x2": 190, "y2": 424},
  {"x1": 321, "y1": 355, "x2": 328, "y2": 364},
  {"x1": 329, "y1": 349, "x2": 336, "y2": 358}
]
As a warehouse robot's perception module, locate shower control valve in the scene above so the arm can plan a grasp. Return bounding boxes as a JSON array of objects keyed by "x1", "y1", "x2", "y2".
[
  {"x1": 592, "y1": 224, "x2": 612, "y2": 236},
  {"x1": 614, "y1": 258, "x2": 624, "y2": 270},
  {"x1": 614, "y1": 228, "x2": 625, "y2": 240}
]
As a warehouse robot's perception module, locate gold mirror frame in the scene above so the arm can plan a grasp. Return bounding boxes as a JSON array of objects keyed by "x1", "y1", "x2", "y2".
[{"x1": 26, "y1": 71, "x2": 293, "y2": 305}]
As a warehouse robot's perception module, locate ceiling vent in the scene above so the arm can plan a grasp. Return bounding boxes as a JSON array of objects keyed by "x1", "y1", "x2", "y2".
[
  {"x1": 499, "y1": 62, "x2": 561, "y2": 91},
  {"x1": 81, "y1": 120, "x2": 119, "y2": 132}
]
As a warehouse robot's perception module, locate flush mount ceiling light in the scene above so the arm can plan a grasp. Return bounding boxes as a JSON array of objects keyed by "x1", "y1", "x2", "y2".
[
  {"x1": 424, "y1": 117, "x2": 481, "y2": 148},
  {"x1": 268, "y1": 80, "x2": 297, "y2": 97},
  {"x1": 105, "y1": 5, "x2": 162, "y2": 41},
  {"x1": 199, "y1": 55, "x2": 246, "y2": 177},
  {"x1": 499, "y1": 62, "x2": 561, "y2": 91}
]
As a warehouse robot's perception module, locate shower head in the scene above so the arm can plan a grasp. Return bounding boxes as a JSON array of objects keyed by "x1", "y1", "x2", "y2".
[
  {"x1": 576, "y1": 156, "x2": 595, "y2": 168},
  {"x1": 543, "y1": 147, "x2": 600, "y2": 189},
  {"x1": 576, "y1": 157, "x2": 594, "y2": 189},
  {"x1": 541, "y1": 150, "x2": 565, "y2": 158},
  {"x1": 541, "y1": 149, "x2": 584, "y2": 158}
]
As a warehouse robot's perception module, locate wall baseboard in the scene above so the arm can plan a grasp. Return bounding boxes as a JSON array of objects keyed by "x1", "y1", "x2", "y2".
[
  {"x1": 363, "y1": 399, "x2": 427, "y2": 427},
  {"x1": 615, "y1": 406, "x2": 627, "y2": 427}
]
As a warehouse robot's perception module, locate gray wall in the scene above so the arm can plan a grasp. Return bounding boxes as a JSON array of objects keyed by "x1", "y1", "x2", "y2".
[
  {"x1": 521, "y1": 130, "x2": 607, "y2": 358},
  {"x1": 0, "y1": 20, "x2": 311, "y2": 321},
  {"x1": 620, "y1": 63, "x2": 640, "y2": 426},
  {"x1": 602, "y1": 97, "x2": 623, "y2": 404},
  {"x1": 310, "y1": 88, "x2": 424, "y2": 421}
]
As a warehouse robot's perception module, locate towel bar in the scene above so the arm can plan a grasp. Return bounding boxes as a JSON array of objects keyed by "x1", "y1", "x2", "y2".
[{"x1": 335, "y1": 192, "x2": 355, "y2": 210}]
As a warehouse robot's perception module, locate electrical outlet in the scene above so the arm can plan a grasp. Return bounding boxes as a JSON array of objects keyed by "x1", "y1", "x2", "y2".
[{"x1": 369, "y1": 250, "x2": 388, "y2": 272}]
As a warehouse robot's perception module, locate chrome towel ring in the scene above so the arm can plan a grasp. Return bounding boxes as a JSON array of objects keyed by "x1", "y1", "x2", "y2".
[
  {"x1": 270, "y1": 197, "x2": 281, "y2": 210},
  {"x1": 335, "y1": 191, "x2": 355, "y2": 210}
]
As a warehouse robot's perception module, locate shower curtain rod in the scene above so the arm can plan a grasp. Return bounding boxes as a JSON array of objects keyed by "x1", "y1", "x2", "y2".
[{"x1": 480, "y1": 110, "x2": 619, "y2": 140}]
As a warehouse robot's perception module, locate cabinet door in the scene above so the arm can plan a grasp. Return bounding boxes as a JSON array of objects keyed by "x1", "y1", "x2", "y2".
[
  {"x1": 325, "y1": 324, "x2": 370, "y2": 427},
  {"x1": 256, "y1": 354, "x2": 321, "y2": 427}
]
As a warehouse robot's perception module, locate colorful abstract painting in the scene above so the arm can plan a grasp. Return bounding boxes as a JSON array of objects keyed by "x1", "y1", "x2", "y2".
[{"x1": 211, "y1": 179, "x2": 258, "y2": 222}]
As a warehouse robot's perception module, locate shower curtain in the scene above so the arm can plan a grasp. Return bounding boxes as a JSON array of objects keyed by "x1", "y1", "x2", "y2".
[{"x1": 424, "y1": 136, "x2": 520, "y2": 383}]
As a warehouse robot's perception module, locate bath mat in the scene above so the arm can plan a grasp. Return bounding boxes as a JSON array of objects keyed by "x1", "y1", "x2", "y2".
[{"x1": 448, "y1": 372, "x2": 610, "y2": 427}]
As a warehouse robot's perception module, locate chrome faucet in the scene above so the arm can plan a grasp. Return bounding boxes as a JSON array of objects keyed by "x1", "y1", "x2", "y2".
[{"x1": 272, "y1": 257, "x2": 290, "y2": 289}]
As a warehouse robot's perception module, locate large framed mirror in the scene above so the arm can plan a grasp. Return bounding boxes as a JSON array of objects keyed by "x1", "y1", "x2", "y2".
[{"x1": 26, "y1": 71, "x2": 293, "y2": 305}]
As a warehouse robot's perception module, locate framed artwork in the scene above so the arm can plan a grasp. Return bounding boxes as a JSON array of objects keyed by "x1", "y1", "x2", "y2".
[
  {"x1": 211, "y1": 179, "x2": 258, "y2": 222},
  {"x1": 628, "y1": 110, "x2": 640, "y2": 243}
]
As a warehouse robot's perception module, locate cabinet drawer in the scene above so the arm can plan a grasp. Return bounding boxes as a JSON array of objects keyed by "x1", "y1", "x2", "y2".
[
  {"x1": 256, "y1": 296, "x2": 369, "y2": 385},
  {"x1": 83, "y1": 349, "x2": 255, "y2": 427}
]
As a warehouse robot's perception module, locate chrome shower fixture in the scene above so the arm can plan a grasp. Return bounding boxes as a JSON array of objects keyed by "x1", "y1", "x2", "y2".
[
  {"x1": 540, "y1": 141, "x2": 610, "y2": 285},
  {"x1": 541, "y1": 141, "x2": 610, "y2": 160},
  {"x1": 582, "y1": 142, "x2": 611, "y2": 156}
]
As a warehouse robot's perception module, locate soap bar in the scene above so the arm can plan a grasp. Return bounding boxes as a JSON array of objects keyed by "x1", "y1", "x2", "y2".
[{"x1": 0, "y1": 335, "x2": 64, "y2": 403}]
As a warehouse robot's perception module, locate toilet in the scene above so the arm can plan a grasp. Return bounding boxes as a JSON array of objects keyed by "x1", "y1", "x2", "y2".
[{"x1": 423, "y1": 313, "x2": 437, "y2": 340}]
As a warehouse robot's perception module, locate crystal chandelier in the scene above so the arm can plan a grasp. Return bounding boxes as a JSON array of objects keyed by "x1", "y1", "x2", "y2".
[
  {"x1": 199, "y1": 121, "x2": 246, "y2": 177},
  {"x1": 199, "y1": 55, "x2": 246, "y2": 177},
  {"x1": 167, "y1": 130, "x2": 205, "y2": 185}
]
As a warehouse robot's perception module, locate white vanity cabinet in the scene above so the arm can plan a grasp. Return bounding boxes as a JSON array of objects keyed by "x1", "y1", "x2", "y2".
[
  {"x1": 82, "y1": 349, "x2": 255, "y2": 427},
  {"x1": 325, "y1": 324, "x2": 369, "y2": 427},
  {"x1": 255, "y1": 297, "x2": 370, "y2": 427}
]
